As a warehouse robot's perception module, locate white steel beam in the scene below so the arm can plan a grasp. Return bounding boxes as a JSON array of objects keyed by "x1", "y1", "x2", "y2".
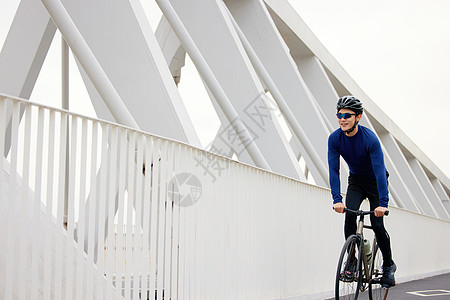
[
  {"x1": 384, "y1": 150, "x2": 415, "y2": 210},
  {"x1": 156, "y1": 0, "x2": 270, "y2": 170},
  {"x1": 149, "y1": 16, "x2": 269, "y2": 171},
  {"x1": 359, "y1": 116, "x2": 415, "y2": 210},
  {"x1": 0, "y1": 0, "x2": 56, "y2": 155},
  {"x1": 295, "y1": 56, "x2": 336, "y2": 132},
  {"x1": 290, "y1": 55, "x2": 350, "y2": 191},
  {"x1": 430, "y1": 178, "x2": 450, "y2": 215},
  {"x1": 155, "y1": 21, "x2": 258, "y2": 165},
  {"x1": 379, "y1": 131, "x2": 435, "y2": 216},
  {"x1": 293, "y1": 55, "x2": 353, "y2": 189},
  {"x1": 160, "y1": 0, "x2": 306, "y2": 178},
  {"x1": 155, "y1": 16, "x2": 186, "y2": 85},
  {"x1": 41, "y1": 0, "x2": 139, "y2": 129},
  {"x1": 408, "y1": 158, "x2": 450, "y2": 220},
  {"x1": 0, "y1": 0, "x2": 56, "y2": 98},
  {"x1": 60, "y1": 0, "x2": 201, "y2": 146},
  {"x1": 61, "y1": 38, "x2": 69, "y2": 110},
  {"x1": 0, "y1": 0, "x2": 201, "y2": 145},
  {"x1": 222, "y1": 4, "x2": 328, "y2": 186},
  {"x1": 201, "y1": 63, "x2": 263, "y2": 168},
  {"x1": 225, "y1": 0, "x2": 331, "y2": 169},
  {"x1": 349, "y1": 110, "x2": 402, "y2": 208}
]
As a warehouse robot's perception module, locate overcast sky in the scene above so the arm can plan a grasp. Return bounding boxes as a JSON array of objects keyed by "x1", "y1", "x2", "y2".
[{"x1": 1, "y1": 0, "x2": 449, "y2": 179}]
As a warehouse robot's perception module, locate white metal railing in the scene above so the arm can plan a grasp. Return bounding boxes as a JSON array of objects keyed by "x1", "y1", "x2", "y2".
[{"x1": 1, "y1": 95, "x2": 450, "y2": 300}]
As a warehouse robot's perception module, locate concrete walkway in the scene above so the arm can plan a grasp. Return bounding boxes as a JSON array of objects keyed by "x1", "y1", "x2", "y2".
[{"x1": 356, "y1": 272, "x2": 450, "y2": 300}]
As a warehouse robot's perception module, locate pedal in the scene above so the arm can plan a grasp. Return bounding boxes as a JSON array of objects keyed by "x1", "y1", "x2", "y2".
[{"x1": 370, "y1": 277, "x2": 381, "y2": 284}]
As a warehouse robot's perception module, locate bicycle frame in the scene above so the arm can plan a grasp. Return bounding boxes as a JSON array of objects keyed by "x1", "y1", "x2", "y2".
[{"x1": 355, "y1": 215, "x2": 376, "y2": 289}]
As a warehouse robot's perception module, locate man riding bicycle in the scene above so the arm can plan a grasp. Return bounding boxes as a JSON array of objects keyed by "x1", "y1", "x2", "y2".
[{"x1": 328, "y1": 95, "x2": 396, "y2": 287}]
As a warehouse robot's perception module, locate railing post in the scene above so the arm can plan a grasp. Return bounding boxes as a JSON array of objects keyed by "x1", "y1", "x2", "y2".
[{"x1": 61, "y1": 36, "x2": 70, "y2": 226}]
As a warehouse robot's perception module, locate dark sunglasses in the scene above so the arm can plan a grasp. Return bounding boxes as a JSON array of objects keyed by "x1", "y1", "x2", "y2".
[{"x1": 336, "y1": 113, "x2": 356, "y2": 119}]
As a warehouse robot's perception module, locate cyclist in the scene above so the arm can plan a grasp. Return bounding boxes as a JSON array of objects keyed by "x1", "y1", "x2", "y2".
[{"x1": 328, "y1": 95, "x2": 396, "y2": 287}]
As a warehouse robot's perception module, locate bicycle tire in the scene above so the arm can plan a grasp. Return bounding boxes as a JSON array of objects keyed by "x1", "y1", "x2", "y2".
[
  {"x1": 335, "y1": 235, "x2": 363, "y2": 300},
  {"x1": 369, "y1": 244, "x2": 387, "y2": 300}
]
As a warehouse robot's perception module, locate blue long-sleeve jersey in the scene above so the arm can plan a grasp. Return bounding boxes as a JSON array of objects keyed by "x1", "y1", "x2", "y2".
[{"x1": 328, "y1": 125, "x2": 389, "y2": 207}]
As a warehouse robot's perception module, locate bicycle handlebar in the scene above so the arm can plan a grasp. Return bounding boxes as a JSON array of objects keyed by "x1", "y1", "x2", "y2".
[
  {"x1": 332, "y1": 207, "x2": 389, "y2": 216},
  {"x1": 343, "y1": 207, "x2": 389, "y2": 216}
]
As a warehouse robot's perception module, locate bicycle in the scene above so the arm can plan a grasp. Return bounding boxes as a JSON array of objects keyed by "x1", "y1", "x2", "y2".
[{"x1": 335, "y1": 208, "x2": 391, "y2": 300}]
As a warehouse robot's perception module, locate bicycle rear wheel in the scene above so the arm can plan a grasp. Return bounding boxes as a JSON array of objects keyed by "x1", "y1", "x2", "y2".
[
  {"x1": 369, "y1": 244, "x2": 388, "y2": 300},
  {"x1": 335, "y1": 235, "x2": 363, "y2": 300}
]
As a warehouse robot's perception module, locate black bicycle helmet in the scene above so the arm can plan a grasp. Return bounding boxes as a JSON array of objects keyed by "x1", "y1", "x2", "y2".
[{"x1": 336, "y1": 95, "x2": 363, "y2": 115}]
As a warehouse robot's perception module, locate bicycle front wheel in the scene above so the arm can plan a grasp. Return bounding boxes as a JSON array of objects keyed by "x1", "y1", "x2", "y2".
[{"x1": 335, "y1": 235, "x2": 363, "y2": 300}]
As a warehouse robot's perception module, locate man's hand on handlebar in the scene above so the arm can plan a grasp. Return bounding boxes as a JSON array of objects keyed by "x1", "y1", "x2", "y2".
[
  {"x1": 333, "y1": 202, "x2": 346, "y2": 214},
  {"x1": 374, "y1": 206, "x2": 388, "y2": 217}
]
